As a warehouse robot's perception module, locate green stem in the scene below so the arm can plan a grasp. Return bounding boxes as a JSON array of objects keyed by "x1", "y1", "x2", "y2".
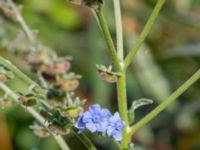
[
  {"x1": 117, "y1": 72, "x2": 129, "y2": 149},
  {"x1": 0, "y1": 56, "x2": 45, "y2": 96},
  {"x1": 72, "y1": 128, "x2": 97, "y2": 150},
  {"x1": 124, "y1": 0, "x2": 165, "y2": 69},
  {"x1": 113, "y1": 1, "x2": 129, "y2": 149},
  {"x1": 129, "y1": 69, "x2": 200, "y2": 136},
  {"x1": 0, "y1": 83, "x2": 70, "y2": 150},
  {"x1": 95, "y1": 7, "x2": 121, "y2": 72},
  {"x1": 113, "y1": 0, "x2": 124, "y2": 62}
]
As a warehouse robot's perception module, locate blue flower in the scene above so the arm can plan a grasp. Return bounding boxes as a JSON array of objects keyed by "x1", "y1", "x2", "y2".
[
  {"x1": 75, "y1": 104, "x2": 111, "y2": 133},
  {"x1": 75, "y1": 104, "x2": 125, "y2": 142},
  {"x1": 107, "y1": 112, "x2": 125, "y2": 141}
]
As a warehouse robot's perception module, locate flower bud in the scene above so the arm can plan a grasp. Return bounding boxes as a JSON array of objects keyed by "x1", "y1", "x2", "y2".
[{"x1": 70, "y1": 0, "x2": 103, "y2": 10}]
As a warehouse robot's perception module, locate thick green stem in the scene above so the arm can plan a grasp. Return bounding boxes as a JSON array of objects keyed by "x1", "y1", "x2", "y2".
[
  {"x1": 124, "y1": 0, "x2": 165, "y2": 69},
  {"x1": 117, "y1": 72, "x2": 129, "y2": 149},
  {"x1": 0, "y1": 83, "x2": 70, "y2": 150},
  {"x1": 113, "y1": 0, "x2": 124, "y2": 62},
  {"x1": 113, "y1": 1, "x2": 129, "y2": 149},
  {"x1": 95, "y1": 7, "x2": 121, "y2": 72},
  {"x1": 129, "y1": 69, "x2": 200, "y2": 136}
]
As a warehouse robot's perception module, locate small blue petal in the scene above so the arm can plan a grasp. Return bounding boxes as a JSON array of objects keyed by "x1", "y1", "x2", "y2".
[
  {"x1": 101, "y1": 109, "x2": 111, "y2": 118},
  {"x1": 111, "y1": 112, "x2": 121, "y2": 122},
  {"x1": 95, "y1": 123, "x2": 103, "y2": 131},
  {"x1": 107, "y1": 126, "x2": 114, "y2": 136},
  {"x1": 75, "y1": 115, "x2": 85, "y2": 133},
  {"x1": 89, "y1": 104, "x2": 101, "y2": 113},
  {"x1": 82, "y1": 111, "x2": 92, "y2": 123},
  {"x1": 113, "y1": 132, "x2": 122, "y2": 141},
  {"x1": 86, "y1": 122, "x2": 97, "y2": 133},
  {"x1": 100, "y1": 122, "x2": 108, "y2": 132}
]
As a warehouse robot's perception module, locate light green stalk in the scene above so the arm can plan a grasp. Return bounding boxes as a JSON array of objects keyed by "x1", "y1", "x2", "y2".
[
  {"x1": 94, "y1": 3, "x2": 129, "y2": 149},
  {"x1": 124, "y1": 0, "x2": 165, "y2": 70},
  {"x1": 95, "y1": 7, "x2": 121, "y2": 72},
  {"x1": 113, "y1": 0, "x2": 124, "y2": 62},
  {"x1": 113, "y1": 0, "x2": 129, "y2": 149}
]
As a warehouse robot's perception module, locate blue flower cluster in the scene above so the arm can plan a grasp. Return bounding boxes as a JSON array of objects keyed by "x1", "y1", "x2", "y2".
[{"x1": 75, "y1": 104, "x2": 125, "y2": 141}]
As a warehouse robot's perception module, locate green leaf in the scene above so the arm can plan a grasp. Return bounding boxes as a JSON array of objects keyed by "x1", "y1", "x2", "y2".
[
  {"x1": 130, "y1": 98, "x2": 153, "y2": 111},
  {"x1": 128, "y1": 98, "x2": 153, "y2": 124}
]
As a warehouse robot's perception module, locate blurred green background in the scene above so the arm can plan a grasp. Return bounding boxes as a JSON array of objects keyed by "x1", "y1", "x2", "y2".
[{"x1": 0, "y1": 0, "x2": 200, "y2": 150}]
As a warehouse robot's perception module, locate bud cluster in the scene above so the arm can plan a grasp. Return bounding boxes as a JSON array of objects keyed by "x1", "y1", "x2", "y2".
[
  {"x1": 0, "y1": 2, "x2": 85, "y2": 136},
  {"x1": 26, "y1": 48, "x2": 85, "y2": 135}
]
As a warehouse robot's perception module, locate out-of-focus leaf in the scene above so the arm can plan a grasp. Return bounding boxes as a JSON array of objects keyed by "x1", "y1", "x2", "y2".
[
  {"x1": 87, "y1": 23, "x2": 111, "y2": 108},
  {"x1": 127, "y1": 36, "x2": 172, "y2": 102},
  {"x1": 137, "y1": 125, "x2": 154, "y2": 146},
  {"x1": 160, "y1": 44, "x2": 200, "y2": 58},
  {"x1": 176, "y1": 100, "x2": 200, "y2": 130},
  {"x1": 24, "y1": 0, "x2": 82, "y2": 29},
  {"x1": 24, "y1": 0, "x2": 55, "y2": 12},
  {"x1": 189, "y1": 0, "x2": 200, "y2": 7},
  {"x1": 142, "y1": 0, "x2": 157, "y2": 7},
  {"x1": 50, "y1": 3, "x2": 82, "y2": 29}
]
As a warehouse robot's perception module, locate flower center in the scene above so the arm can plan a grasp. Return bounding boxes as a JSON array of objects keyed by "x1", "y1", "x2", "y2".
[{"x1": 92, "y1": 115, "x2": 100, "y2": 123}]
